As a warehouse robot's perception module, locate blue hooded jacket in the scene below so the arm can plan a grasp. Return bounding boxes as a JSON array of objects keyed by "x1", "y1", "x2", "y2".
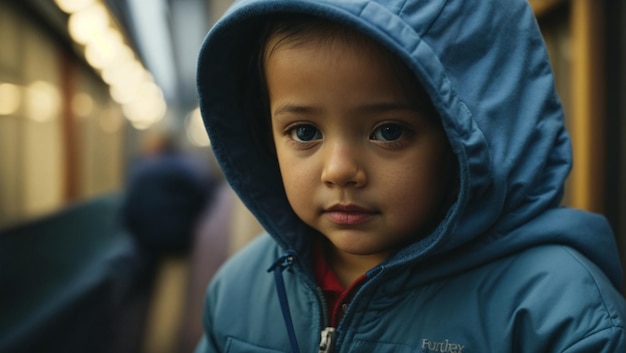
[{"x1": 195, "y1": 0, "x2": 626, "y2": 352}]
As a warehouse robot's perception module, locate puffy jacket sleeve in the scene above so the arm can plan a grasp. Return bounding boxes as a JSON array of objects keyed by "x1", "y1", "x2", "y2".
[{"x1": 193, "y1": 234, "x2": 290, "y2": 353}]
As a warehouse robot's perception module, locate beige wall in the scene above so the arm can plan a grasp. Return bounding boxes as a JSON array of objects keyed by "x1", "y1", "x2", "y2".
[{"x1": 0, "y1": 3, "x2": 127, "y2": 229}]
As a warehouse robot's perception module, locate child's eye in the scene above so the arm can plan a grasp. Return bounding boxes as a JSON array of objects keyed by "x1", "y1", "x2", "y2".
[
  {"x1": 289, "y1": 124, "x2": 322, "y2": 142},
  {"x1": 370, "y1": 123, "x2": 404, "y2": 141}
]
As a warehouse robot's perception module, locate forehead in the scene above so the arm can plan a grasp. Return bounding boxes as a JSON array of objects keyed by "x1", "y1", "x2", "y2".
[
  {"x1": 262, "y1": 20, "x2": 437, "y2": 119},
  {"x1": 264, "y1": 20, "x2": 387, "y2": 65}
]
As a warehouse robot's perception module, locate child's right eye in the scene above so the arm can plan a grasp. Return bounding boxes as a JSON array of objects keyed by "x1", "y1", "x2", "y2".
[{"x1": 289, "y1": 124, "x2": 322, "y2": 142}]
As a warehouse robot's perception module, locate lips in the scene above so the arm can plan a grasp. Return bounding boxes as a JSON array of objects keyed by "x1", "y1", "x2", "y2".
[{"x1": 323, "y1": 204, "x2": 377, "y2": 225}]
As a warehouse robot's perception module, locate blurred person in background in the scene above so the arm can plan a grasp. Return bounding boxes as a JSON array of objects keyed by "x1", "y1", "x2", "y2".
[{"x1": 121, "y1": 131, "x2": 218, "y2": 259}]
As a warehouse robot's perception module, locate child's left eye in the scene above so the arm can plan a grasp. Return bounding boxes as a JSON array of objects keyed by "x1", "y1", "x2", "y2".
[{"x1": 370, "y1": 124, "x2": 404, "y2": 141}]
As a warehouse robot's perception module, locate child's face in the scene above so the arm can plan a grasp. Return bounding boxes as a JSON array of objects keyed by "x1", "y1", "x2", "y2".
[{"x1": 266, "y1": 33, "x2": 452, "y2": 264}]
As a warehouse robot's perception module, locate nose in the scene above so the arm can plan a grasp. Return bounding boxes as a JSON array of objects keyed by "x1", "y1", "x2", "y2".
[{"x1": 320, "y1": 142, "x2": 367, "y2": 188}]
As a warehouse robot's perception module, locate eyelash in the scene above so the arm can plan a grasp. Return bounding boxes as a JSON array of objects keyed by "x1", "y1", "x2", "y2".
[
  {"x1": 283, "y1": 121, "x2": 414, "y2": 149},
  {"x1": 370, "y1": 123, "x2": 407, "y2": 141}
]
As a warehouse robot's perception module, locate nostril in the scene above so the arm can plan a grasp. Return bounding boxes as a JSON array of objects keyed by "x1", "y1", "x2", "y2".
[
  {"x1": 320, "y1": 144, "x2": 367, "y2": 187},
  {"x1": 321, "y1": 164, "x2": 366, "y2": 188}
]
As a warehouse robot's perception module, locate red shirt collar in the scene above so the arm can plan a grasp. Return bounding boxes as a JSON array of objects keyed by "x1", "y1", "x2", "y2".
[
  {"x1": 314, "y1": 239, "x2": 345, "y2": 294},
  {"x1": 313, "y1": 238, "x2": 367, "y2": 325}
]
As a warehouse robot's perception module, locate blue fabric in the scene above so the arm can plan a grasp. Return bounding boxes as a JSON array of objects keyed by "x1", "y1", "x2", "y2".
[
  {"x1": 267, "y1": 251, "x2": 300, "y2": 353},
  {"x1": 195, "y1": 0, "x2": 626, "y2": 352}
]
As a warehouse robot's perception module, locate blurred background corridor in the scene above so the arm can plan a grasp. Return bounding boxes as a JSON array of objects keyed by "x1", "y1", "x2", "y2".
[{"x1": 0, "y1": 0, "x2": 625, "y2": 352}]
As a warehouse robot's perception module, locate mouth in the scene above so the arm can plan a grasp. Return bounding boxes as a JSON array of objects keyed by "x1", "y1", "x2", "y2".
[{"x1": 323, "y1": 203, "x2": 377, "y2": 225}]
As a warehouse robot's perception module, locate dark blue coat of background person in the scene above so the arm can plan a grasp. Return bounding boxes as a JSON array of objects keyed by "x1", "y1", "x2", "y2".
[{"x1": 121, "y1": 133, "x2": 218, "y2": 256}]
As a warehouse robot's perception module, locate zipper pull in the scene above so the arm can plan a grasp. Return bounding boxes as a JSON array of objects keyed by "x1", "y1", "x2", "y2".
[
  {"x1": 267, "y1": 250, "x2": 296, "y2": 273},
  {"x1": 318, "y1": 327, "x2": 336, "y2": 353}
]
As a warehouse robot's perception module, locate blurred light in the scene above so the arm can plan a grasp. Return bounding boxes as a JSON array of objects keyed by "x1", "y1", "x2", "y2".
[
  {"x1": 129, "y1": 120, "x2": 152, "y2": 130},
  {"x1": 122, "y1": 81, "x2": 166, "y2": 128},
  {"x1": 55, "y1": 0, "x2": 95, "y2": 14},
  {"x1": 84, "y1": 28, "x2": 125, "y2": 70},
  {"x1": 72, "y1": 92, "x2": 94, "y2": 119},
  {"x1": 68, "y1": 3, "x2": 109, "y2": 45},
  {"x1": 102, "y1": 57, "x2": 141, "y2": 86},
  {"x1": 26, "y1": 81, "x2": 61, "y2": 122},
  {"x1": 0, "y1": 83, "x2": 21, "y2": 115},
  {"x1": 185, "y1": 107, "x2": 210, "y2": 147},
  {"x1": 55, "y1": 0, "x2": 169, "y2": 130},
  {"x1": 108, "y1": 64, "x2": 148, "y2": 104},
  {"x1": 98, "y1": 45, "x2": 134, "y2": 80}
]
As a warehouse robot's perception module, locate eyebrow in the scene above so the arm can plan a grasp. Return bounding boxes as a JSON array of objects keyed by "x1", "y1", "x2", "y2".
[
  {"x1": 272, "y1": 103, "x2": 320, "y2": 117},
  {"x1": 357, "y1": 101, "x2": 439, "y2": 120}
]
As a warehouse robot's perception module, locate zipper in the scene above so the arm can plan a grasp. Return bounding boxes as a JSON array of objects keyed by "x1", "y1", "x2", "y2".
[
  {"x1": 315, "y1": 286, "x2": 330, "y2": 327},
  {"x1": 316, "y1": 268, "x2": 382, "y2": 352},
  {"x1": 318, "y1": 327, "x2": 336, "y2": 353}
]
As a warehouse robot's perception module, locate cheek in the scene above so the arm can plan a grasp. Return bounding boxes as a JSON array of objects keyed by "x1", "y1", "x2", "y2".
[
  {"x1": 382, "y1": 152, "x2": 450, "y2": 218},
  {"x1": 381, "y1": 173, "x2": 447, "y2": 239},
  {"x1": 277, "y1": 156, "x2": 317, "y2": 213}
]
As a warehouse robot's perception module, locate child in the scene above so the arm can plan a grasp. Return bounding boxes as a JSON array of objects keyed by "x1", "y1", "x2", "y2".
[{"x1": 195, "y1": 1, "x2": 626, "y2": 352}]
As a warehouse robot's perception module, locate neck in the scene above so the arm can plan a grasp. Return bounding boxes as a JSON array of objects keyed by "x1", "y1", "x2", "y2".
[{"x1": 324, "y1": 242, "x2": 386, "y2": 288}]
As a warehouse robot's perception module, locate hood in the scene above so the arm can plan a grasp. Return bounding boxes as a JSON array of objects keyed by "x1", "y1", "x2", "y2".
[{"x1": 197, "y1": 0, "x2": 623, "y2": 288}]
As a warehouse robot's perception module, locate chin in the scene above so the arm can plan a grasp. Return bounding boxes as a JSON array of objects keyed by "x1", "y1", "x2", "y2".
[{"x1": 332, "y1": 240, "x2": 389, "y2": 257}]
